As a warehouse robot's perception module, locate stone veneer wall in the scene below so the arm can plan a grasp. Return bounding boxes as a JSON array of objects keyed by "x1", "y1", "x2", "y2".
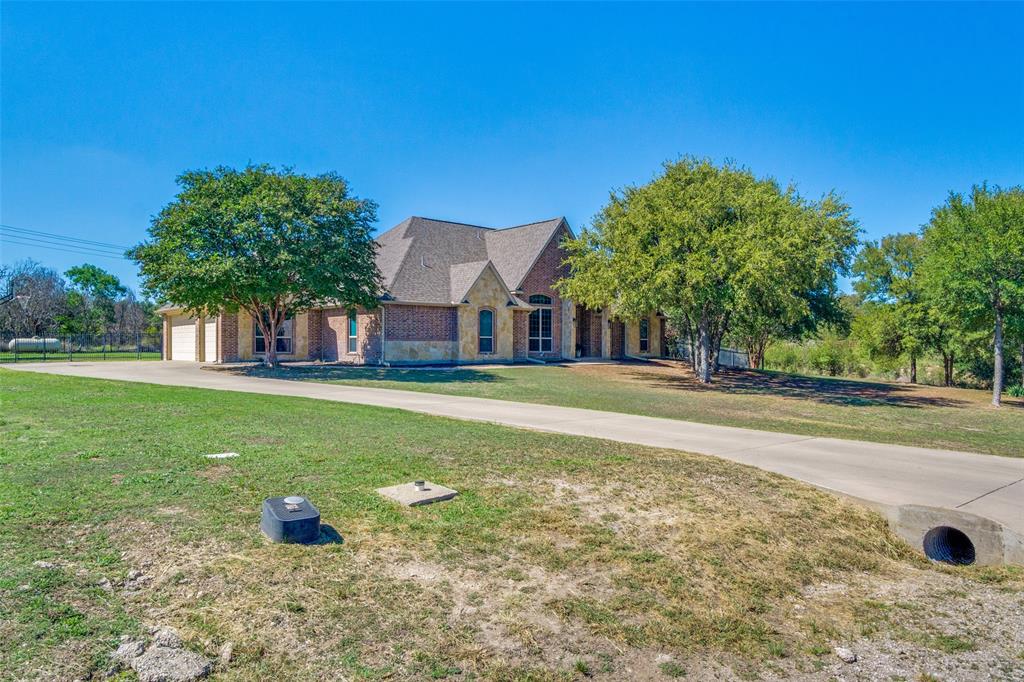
[
  {"x1": 457, "y1": 266, "x2": 514, "y2": 363},
  {"x1": 518, "y1": 224, "x2": 572, "y2": 359},
  {"x1": 624, "y1": 311, "x2": 662, "y2": 358}
]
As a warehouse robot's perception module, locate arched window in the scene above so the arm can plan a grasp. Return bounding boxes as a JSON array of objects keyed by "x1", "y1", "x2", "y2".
[
  {"x1": 639, "y1": 318, "x2": 650, "y2": 352},
  {"x1": 528, "y1": 294, "x2": 552, "y2": 305},
  {"x1": 478, "y1": 309, "x2": 494, "y2": 353}
]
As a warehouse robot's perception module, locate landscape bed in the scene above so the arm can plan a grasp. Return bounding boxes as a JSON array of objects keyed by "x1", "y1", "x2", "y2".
[
  {"x1": 1, "y1": 369, "x2": 1022, "y2": 681},
  {"x1": 234, "y1": 360, "x2": 1024, "y2": 458}
]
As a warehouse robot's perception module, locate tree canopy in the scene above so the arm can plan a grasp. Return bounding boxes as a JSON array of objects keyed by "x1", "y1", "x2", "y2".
[
  {"x1": 557, "y1": 157, "x2": 858, "y2": 382},
  {"x1": 130, "y1": 165, "x2": 382, "y2": 366},
  {"x1": 919, "y1": 184, "x2": 1024, "y2": 406}
]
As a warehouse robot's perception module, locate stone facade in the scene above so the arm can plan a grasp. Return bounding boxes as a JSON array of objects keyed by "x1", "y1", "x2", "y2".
[
  {"x1": 457, "y1": 266, "x2": 515, "y2": 363},
  {"x1": 624, "y1": 311, "x2": 662, "y2": 358}
]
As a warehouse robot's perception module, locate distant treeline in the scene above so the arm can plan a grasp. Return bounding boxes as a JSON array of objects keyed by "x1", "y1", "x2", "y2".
[{"x1": 0, "y1": 260, "x2": 159, "y2": 338}]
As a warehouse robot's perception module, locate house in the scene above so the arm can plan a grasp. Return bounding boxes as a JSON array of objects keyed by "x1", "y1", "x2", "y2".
[{"x1": 159, "y1": 216, "x2": 665, "y2": 365}]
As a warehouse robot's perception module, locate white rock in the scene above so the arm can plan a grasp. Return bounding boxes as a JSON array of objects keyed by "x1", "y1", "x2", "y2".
[
  {"x1": 32, "y1": 560, "x2": 55, "y2": 569},
  {"x1": 112, "y1": 639, "x2": 145, "y2": 663},
  {"x1": 218, "y1": 641, "x2": 234, "y2": 665},
  {"x1": 834, "y1": 646, "x2": 857, "y2": 663},
  {"x1": 131, "y1": 646, "x2": 212, "y2": 682},
  {"x1": 127, "y1": 569, "x2": 143, "y2": 580},
  {"x1": 98, "y1": 577, "x2": 114, "y2": 592},
  {"x1": 153, "y1": 626, "x2": 184, "y2": 649}
]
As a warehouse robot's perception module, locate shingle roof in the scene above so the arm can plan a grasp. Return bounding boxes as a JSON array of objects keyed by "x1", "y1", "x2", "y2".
[{"x1": 374, "y1": 216, "x2": 566, "y2": 305}]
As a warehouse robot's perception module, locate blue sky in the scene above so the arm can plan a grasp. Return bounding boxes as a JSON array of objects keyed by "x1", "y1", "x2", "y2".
[{"x1": 2, "y1": 2, "x2": 1022, "y2": 292}]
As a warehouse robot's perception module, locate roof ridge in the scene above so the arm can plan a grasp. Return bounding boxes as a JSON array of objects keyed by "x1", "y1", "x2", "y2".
[
  {"x1": 496, "y1": 217, "x2": 564, "y2": 231},
  {"x1": 412, "y1": 216, "x2": 495, "y2": 231}
]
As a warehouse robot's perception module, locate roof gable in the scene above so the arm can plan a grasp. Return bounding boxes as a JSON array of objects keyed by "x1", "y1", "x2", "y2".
[{"x1": 374, "y1": 216, "x2": 566, "y2": 304}]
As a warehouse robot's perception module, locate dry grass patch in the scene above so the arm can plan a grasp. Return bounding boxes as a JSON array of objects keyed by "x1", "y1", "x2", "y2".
[{"x1": 3, "y1": 370, "x2": 1021, "y2": 681}]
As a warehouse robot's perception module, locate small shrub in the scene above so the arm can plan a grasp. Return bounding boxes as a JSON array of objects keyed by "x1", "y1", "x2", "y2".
[
  {"x1": 1008, "y1": 384, "x2": 1024, "y2": 398},
  {"x1": 658, "y1": 661, "x2": 687, "y2": 678}
]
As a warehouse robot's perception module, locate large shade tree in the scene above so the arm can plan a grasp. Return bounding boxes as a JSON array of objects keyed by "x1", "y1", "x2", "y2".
[
  {"x1": 852, "y1": 233, "x2": 933, "y2": 383},
  {"x1": 557, "y1": 157, "x2": 857, "y2": 383},
  {"x1": 131, "y1": 165, "x2": 382, "y2": 367},
  {"x1": 919, "y1": 184, "x2": 1024, "y2": 406}
]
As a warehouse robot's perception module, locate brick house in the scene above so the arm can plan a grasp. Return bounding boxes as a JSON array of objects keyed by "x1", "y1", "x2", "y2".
[{"x1": 159, "y1": 216, "x2": 664, "y2": 365}]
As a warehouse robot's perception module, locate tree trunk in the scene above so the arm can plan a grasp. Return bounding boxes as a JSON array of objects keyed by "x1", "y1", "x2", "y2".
[
  {"x1": 992, "y1": 308, "x2": 1003, "y2": 407},
  {"x1": 695, "y1": 316, "x2": 712, "y2": 384},
  {"x1": 254, "y1": 308, "x2": 280, "y2": 369},
  {"x1": 1019, "y1": 343, "x2": 1024, "y2": 390},
  {"x1": 910, "y1": 354, "x2": 917, "y2": 384},
  {"x1": 942, "y1": 351, "x2": 954, "y2": 387}
]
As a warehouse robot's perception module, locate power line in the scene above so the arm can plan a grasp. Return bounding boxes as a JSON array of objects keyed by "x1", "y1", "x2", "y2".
[
  {"x1": 0, "y1": 236, "x2": 131, "y2": 261},
  {"x1": 0, "y1": 223, "x2": 133, "y2": 251},
  {"x1": 0, "y1": 232, "x2": 126, "y2": 256}
]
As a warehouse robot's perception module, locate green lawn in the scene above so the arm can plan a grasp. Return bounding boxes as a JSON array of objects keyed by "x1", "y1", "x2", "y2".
[
  {"x1": 1, "y1": 370, "x2": 1019, "y2": 681},
  {"x1": 234, "y1": 361, "x2": 1024, "y2": 458}
]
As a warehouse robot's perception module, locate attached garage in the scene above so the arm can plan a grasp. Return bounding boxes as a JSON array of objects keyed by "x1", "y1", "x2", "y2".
[{"x1": 170, "y1": 315, "x2": 198, "y2": 361}]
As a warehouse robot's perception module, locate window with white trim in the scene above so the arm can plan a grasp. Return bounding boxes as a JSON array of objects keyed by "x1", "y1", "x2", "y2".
[
  {"x1": 347, "y1": 310, "x2": 358, "y2": 353},
  {"x1": 254, "y1": 313, "x2": 293, "y2": 354},
  {"x1": 478, "y1": 309, "x2": 494, "y2": 353},
  {"x1": 639, "y1": 318, "x2": 650, "y2": 352},
  {"x1": 528, "y1": 295, "x2": 552, "y2": 352}
]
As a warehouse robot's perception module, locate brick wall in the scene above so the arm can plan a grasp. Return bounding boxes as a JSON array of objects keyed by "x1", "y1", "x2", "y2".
[
  {"x1": 513, "y1": 310, "x2": 529, "y2": 360},
  {"x1": 322, "y1": 307, "x2": 382, "y2": 364},
  {"x1": 307, "y1": 310, "x2": 323, "y2": 361},
  {"x1": 219, "y1": 312, "x2": 239, "y2": 362},
  {"x1": 610, "y1": 320, "x2": 625, "y2": 359},
  {"x1": 518, "y1": 224, "x2": 572, "y2": 359},
  {"x1": 385, "y1": 305, "x2": 458, "y2": 341}
]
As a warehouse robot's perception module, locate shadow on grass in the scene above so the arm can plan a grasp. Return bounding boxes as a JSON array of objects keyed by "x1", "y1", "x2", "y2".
[
  {"x1": 632, "y1": 364, "x2": 972, "y2": 409},
  {"x1": 232, "y1": 363, "x2": 508, "y2": 386}
]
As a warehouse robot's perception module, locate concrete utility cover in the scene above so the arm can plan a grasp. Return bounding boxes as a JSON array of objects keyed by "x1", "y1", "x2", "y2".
[{"x1": 377, "y1": 481, "x2": 458, "y2": 507}]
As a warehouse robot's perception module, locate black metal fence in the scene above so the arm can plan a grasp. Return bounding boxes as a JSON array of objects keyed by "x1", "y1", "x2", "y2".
[
  {"x1": 664, "y1": 340, "x2": 750, "y2": 369},
  {"x1": 0, "y1": 332, "x2": 162, "y2": 363}
]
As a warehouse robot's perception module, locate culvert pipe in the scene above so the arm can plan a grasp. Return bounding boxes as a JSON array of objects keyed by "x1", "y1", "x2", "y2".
[
  {"x1": 923, "y1": 526, "x2": 976, "y2": 565},
  {"x1": 888, "y1": 504, "x2": 1023, "y2": 566}
]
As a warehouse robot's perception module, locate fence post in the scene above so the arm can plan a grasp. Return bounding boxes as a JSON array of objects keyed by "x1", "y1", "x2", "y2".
[
  {"x1": 13, "y1": 338, "x2": 18, "y2": 363},
  {"x1": 137, "y1": 331, "x2": 142, "y2": 360}
]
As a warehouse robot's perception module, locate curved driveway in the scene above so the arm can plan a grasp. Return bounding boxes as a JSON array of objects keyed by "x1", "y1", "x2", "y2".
[{"x1": 6, "y1": 361, "x2": 1023, "y2": 536}]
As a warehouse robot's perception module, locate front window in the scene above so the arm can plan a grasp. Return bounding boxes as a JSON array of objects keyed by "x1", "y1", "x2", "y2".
[
  {"x1": 478, "y1": 309, "x2": 494, "y2": 353},
  {"x1": 347, "y1": 310, "x2": 358, "y2": 353},
  {"x1": 528, "y1": 295, "x2": 553, "y2": 353},
  {"x1": 254, "y1": 313, "x2": 293, "y2": 354},
  {"x1": 639, "y1": 319, "x2": 650, "y2": 352}
]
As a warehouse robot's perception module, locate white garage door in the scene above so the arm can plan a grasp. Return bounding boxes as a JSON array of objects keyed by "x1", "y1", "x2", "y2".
[
  {"x1": 170, "y1": 315, "x2": 197, "y2": 361},
  {"x1": 204, "y1": 319, "x2": 217, "y2": 362}
]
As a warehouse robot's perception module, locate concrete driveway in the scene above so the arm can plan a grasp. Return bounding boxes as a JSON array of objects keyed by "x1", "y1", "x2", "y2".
[{"x1": 6, "y1": 361, "x2": 1023, "y2": 557}]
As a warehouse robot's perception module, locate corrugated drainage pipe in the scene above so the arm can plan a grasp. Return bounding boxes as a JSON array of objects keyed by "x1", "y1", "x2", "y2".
[{"x1": 923, "y1": 526, "x2": 976, "y2": 565}]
